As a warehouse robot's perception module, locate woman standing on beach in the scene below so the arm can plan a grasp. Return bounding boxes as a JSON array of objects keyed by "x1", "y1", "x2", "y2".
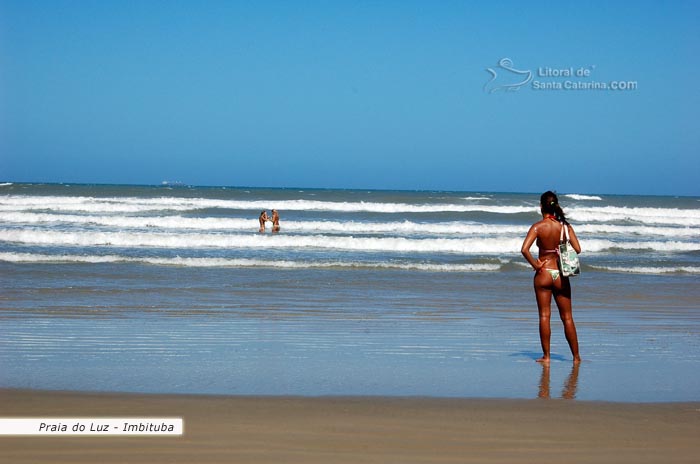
[{"x1": 521, "y1": 191, "x2": 581, "y2": 364}]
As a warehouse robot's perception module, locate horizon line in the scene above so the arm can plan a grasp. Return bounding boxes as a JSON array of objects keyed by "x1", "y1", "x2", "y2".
[{"x1": 1, "y1": 180, "x2": 698, "y2": 199}]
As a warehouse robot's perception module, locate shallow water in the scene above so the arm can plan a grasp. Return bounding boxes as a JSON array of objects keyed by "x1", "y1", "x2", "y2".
[
  {"x1": 1, "y1": 263, "x2": 698, "y2": 401},
  {"x1": 1, "y1": 184, "x2": 699, "y2": 401}
]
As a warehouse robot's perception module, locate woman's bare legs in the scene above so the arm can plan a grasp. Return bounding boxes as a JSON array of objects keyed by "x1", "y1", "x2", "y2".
[
  {"x1": 553, "y1": 278, "x2": 581, "y2": 363},
  {"x1": 534, "y1": 270, "x2": 581, "y2": 364},
  {"x1": 534, "y1": 271, "x2": 553, "y2": 364}
]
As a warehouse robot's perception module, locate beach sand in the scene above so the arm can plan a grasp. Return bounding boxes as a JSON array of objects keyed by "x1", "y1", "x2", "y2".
[{"x1": 1, "y1": 389, "x2": 698, "y2": 463}]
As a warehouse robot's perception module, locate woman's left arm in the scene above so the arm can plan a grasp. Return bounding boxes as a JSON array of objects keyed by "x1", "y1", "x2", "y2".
[{"x1": 568, "y1": 225, "x2": 582, "y2": 254}]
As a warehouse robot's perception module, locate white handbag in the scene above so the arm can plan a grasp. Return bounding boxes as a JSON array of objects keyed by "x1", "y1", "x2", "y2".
[{"x1": 558, "y1": 223, "x2": 580, "y2": 277}]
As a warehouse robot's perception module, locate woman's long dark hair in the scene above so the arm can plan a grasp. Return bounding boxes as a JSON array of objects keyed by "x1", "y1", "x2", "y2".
[{"x1": 540, "y1": 191, "x2": 568, "y2": 225}]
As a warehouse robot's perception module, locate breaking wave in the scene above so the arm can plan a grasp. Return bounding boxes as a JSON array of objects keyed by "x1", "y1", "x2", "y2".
[
  {"x1": 588, "y1": 265, "x2": 700, "y2": 275},
  {"x1": 564, "y1": 194, "x2": 603, "y2": 201},
  {"x1": 2, "y1": 229, "x2": 699, "y2": 254},
  {"x1": 2, "y1": 212, "x2": 699, "y2": 237},
  {"x1": 0, "y1": 195, "x2": 535, "y2": 214},
  {"x1": 0, "y1": 252, "x2": 501, "y2": 272}
]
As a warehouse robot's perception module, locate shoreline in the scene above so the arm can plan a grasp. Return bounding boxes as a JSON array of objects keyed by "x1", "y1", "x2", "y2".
[{"x1": 2, "y1": 389, "x2": 699, "y2": 463}]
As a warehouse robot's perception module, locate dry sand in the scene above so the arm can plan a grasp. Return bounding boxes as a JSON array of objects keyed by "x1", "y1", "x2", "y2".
[{"x1": 1, "y1": 389, "x2": 698, "y2": 463}]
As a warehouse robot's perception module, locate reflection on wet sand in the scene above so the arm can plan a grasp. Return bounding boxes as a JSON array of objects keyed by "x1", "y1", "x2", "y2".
[{"x1": 538, "y1": 363, "x2": 580, "y2": 399}]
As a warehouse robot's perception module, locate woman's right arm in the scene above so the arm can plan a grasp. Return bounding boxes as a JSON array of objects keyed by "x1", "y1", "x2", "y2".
[{"x1": 521, "y1": 224, "x2": 543, "y2": 272}]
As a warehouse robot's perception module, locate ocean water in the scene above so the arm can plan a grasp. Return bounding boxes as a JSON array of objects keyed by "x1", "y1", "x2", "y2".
[{"x1": 1, "y1": 183, "x2": 699, "y2": 401}]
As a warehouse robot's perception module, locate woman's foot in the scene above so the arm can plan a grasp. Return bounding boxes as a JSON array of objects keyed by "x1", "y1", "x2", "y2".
[{"x1": 536, "y1": 356, "x2": 551, "y2": 364}]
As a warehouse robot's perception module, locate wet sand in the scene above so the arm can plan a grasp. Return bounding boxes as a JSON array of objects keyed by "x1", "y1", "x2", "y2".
[{"x1": 1, "y1": 389, "x2": 699, "y2": 463}]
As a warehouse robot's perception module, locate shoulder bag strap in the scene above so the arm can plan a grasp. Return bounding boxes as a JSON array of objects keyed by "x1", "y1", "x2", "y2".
[{"x1": 559, "y1": 222, "x2": 570, "y2": 243}]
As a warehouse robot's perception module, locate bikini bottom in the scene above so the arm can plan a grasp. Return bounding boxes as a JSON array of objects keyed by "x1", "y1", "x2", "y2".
[{"x1": 545, "y1": 269, "x2": 560, "y2": 281}]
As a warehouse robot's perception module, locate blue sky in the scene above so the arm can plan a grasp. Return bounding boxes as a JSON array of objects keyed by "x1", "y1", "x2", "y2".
[{"x1": 1, "y1": 1, "x2": 698, "y2": 195}]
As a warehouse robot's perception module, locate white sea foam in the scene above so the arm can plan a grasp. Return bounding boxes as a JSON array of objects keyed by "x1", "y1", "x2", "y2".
[
  {"x1": 574, "y1": 223, "x2": 700, "y2": 238},
  {"x1": 3, "y1": 212, "x2": 699, "y2": 238},
  {"x1": 581, "y1": 239, "x2": 700, "y2": 252},
  {"x1": 2, "y1": 229, "x2": 699, "y2": 254},
  {"x1": 564, "y1": 194, "x2": 603, "y2": 201},
  {"x1": 568, "y1": 206, "x2": 700, "y2": 226},
  {"x1": 0, "y1": 212, "x2": 260, "y2": 231},
  {"x1": 0, "y1": 183, "x2": 13, "y2": 187},
  {"x1": 0, "y1": 196, "x2": 194, "y2": 213},
  {"x1": 0, "y1": 252, "x2": 501, "y2": 272},
  {"x1": 0, "y1": 195, "x2": 535, "y2": 215},
  {"x1": 0, "y1": 228, "x2": 526, "y2": 254},
  {"x1": 0, "y1": 212, "x2": 527, "y2": 236},
  {"x1": 3, "y1": 195, "x2": 700, "y2": 229},
  {"x1": 589, "y1": 265, "x2": 700, "y2": 275}
]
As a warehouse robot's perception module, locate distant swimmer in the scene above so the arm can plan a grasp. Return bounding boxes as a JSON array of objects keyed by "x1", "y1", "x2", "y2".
[
  {"x1": 259, "y1": 210, "x2": 270, "y2": 233},
  {"x1": 271, "y1": 209, "x2": 280, "y2": 233}
]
